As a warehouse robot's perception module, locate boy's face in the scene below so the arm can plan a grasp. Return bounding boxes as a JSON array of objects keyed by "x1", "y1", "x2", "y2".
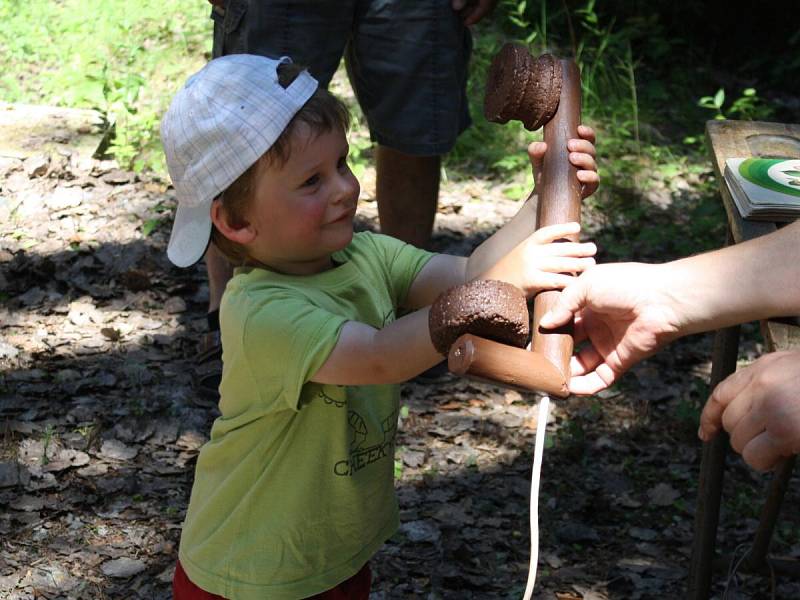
[{"x1": 244, "y1": 123, "x2": 360, "y2": 274}]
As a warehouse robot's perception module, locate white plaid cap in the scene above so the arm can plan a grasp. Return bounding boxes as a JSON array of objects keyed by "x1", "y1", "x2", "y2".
[{"x1": 161, "y1": 54, "x2": 318, "y2": 267}]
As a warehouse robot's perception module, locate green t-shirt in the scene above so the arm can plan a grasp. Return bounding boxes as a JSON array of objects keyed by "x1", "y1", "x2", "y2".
[{"x1": 179, "y1": 232, "x2": 434, "y2": 599}]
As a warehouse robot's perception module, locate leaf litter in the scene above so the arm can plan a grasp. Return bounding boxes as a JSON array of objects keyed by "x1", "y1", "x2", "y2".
[{"x1": 1, "y1": 153, "x2": 799, "y2": 599}]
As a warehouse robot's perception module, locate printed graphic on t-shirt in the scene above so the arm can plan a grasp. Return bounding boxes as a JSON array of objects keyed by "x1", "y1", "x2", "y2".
[
  {"x1": 317, "y1": 387, "x2": 345, "y2": 408},
  {"x1": 334, "y1": 410, "x2": 397, "y2": 476}
]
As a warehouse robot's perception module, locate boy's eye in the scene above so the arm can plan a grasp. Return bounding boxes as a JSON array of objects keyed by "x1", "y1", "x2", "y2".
[
  {"x1": 302, "y1": 174, "x2": 320, "y2": 187},
  {"x1": 337, "y1": 156, "x2": 349, "y2": 171}
]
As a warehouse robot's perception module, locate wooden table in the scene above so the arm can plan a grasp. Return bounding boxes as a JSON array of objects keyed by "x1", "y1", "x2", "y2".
[{"x1": 688, "y1": 120, "x2": 800, "y2": 598}]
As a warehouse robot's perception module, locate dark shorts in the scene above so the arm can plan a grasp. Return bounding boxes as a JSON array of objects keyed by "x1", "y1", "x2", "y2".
[{"x1": 212, "y1": 0, "x2": 472, "y2": 156}]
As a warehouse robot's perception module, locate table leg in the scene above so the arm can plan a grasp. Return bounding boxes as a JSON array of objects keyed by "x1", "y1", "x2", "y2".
[
  {"x1": 744, "y1": 455, "x2": 798, "y2": 571},
  {"x1": 687, "y1": 323, "x2": 741, "y2": 600}
]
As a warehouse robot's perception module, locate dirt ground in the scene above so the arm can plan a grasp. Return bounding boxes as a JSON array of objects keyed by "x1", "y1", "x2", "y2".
[{"x1": 1, "y1": 151, "x2": 799, "y2": 599}]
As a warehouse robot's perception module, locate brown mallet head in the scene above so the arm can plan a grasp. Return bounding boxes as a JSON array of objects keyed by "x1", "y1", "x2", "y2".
[
  {"x1": 483, "y1": 44, "x2": 562, "y2": 131},
  {"x1": 428, "y1": 279, "x2": 530, "y2": 356}
]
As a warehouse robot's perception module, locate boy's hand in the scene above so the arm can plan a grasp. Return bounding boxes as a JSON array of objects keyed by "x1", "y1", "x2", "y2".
[
  {"x1": 483, "y1": 222, "x2": 596, "y2": 297},
  {"x1": 529, "y1": 125, "x2": 599, "y2": 199},
  {"x1": 520, "y1": 222, "x2": 597, "y2": 294}
]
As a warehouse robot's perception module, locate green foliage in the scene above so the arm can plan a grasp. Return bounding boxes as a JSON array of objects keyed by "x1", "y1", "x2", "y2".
[
  {"x1": 698, "y1": 87, "x2": 774, "y2": 122},
  {"x1": 0, "y1": 0, "x2": 211, "y2": 173},
  {"x1": 140, "y1": 217, "x2": 166, "y2": 237},
  {"x1": 2, "y1": 0, "x2": 792, "y2": 266}
]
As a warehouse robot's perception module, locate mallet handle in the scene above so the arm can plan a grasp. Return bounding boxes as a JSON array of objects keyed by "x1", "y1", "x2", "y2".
[
  {"x1": 448, "y1": 334, "x2": 569, "y2": 398},
  {"x1": 531, "y1": 59, "x2": 582, "y2": 380}
]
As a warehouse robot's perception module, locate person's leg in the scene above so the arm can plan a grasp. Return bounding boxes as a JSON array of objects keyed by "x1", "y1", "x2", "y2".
[
  {"x1": 375, "y1": 148, "x2": 440, "y2": 249},
  {"x1": 211, "y1": 0, "x2": 353, "y2": 87},
  {"x1": 345, "y1": 0, "x2": 471, "y2": 249}
]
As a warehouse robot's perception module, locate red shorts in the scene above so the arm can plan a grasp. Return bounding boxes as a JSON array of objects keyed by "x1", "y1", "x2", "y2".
[{"x1": 173, "y1": 560, "x2": 372, "y2": 600}]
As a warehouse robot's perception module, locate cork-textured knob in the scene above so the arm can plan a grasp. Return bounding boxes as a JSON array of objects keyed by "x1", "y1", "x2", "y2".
[
  {"x1": 429, "y1": 279, "x2": 530, "y2": 356},
  {"x1": 483, "y1": 44, "x2": 562, "y2": 131}
]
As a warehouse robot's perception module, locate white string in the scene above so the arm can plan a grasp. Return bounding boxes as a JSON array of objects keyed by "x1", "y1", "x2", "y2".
[
  {"x1": 522, "y1": 395, "x2": 551, "y2": 600},
  {"x1": 723, "y1": 542, "x2": 751, "y2": 599}
]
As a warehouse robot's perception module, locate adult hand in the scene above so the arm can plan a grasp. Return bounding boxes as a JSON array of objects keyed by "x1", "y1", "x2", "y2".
[
  {"x1": 539, "y1": 262, "x2": 684, "y2": 394},
  {"x1": 698, "y1": 351, "x2": 800, "y2": 471},
  {"x1": 451, "y1": 0, "x2": 498, "y2": 26},
  {"x1": 529, "y1": 125, "x2": 599, "y2": 199}
]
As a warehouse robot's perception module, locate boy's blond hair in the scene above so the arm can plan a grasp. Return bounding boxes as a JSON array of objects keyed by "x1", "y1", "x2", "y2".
[{"x1": 211, "y1": 63, "x2": 351, "y2": 265}]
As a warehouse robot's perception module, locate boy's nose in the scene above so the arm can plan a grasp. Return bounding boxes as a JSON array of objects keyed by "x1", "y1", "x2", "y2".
[{"x1": 332, "y1": 173, "x2": 358, "y2": 204}]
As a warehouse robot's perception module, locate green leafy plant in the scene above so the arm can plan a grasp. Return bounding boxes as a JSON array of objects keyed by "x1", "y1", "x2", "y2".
[
  {"x1": 0, "y1": 0, "x2": 211, "y2": 173},
  {"x1": 698, "y1": 87, "x2": 773, "y2": 121},
  {"x1": 141, "y1": 218, "x2": 163, "y2": 237},
  {"x1": 698, "y1": 88, "x2": 727, "y2": 120}
]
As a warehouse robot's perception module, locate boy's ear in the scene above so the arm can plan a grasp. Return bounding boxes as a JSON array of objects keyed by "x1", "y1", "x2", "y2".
[{"x1": 210, "y1": 199, "x2": 256, "y2": 245}]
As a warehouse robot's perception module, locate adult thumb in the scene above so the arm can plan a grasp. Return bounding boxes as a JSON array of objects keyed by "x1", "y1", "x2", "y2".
[{"x1": 539, "y1": 280, "x2": 587, "y2": 329}]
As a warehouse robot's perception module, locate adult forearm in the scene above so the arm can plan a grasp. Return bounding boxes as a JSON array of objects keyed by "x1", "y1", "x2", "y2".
[
  {"x1": 667, "y1": 221, "x2": 800, "y2": 335},
  {"x1": 465, "y1": 193, "x2": 538, "y2": 281}
]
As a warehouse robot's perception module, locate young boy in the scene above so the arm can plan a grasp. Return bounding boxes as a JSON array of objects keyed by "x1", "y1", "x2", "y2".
[{"x1": 162, "y1": 54, "x2": 598, "y2": 599}]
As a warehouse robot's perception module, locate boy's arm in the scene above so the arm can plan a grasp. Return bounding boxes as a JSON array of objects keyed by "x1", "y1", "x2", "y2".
[
  {"x1": 402, "y1": 193, "x2": 539, "y2": 309},
  {"x1": 465, "y1": 191, "x2": 539, "y2": 281},
  {"x1": 310, "y1": 200, "x2": 544, "y2": 385},
  {"x1": 311, "y1": 310, "x2": 441, "y2": 385},
  {"x1": 312, "y1": 219, "x2": 595, "y2": 386},
  {"x1": 312, "y1": 131, "x2": 599, "y2": 385}
]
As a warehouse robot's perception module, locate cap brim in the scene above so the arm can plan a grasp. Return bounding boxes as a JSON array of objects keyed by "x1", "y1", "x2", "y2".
[{"x1": 167, "y1": 199, "x2": 213, "y2": 268}]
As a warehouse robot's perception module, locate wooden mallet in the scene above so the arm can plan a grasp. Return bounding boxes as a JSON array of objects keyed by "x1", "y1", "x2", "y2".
[{"x1": 429, "y1": 44, "x2": 582, "y2": 398}]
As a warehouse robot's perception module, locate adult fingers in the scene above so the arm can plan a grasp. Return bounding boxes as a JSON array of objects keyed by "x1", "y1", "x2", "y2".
[
  {"x1": 569, "y1": 344, "x2": 603, "y2": 377},
  {"x1": 568, "y1": 363, "x2": 619, "y2": 395},
  {"x1": 720, "y1": 381, "x2": 757, "y2": 439},
  {"x1": 698, "y1": 367, "x2": 757, "y2": 441},
  {"x1": 742, "y1": 433, "x2": 785, "y2": 472},
  {"x1": 728, "y1": 408, "x2": 764, "y2": 455},
  {"x1": 539, "y1": 274, "x2": 592, "y2": 329}
]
